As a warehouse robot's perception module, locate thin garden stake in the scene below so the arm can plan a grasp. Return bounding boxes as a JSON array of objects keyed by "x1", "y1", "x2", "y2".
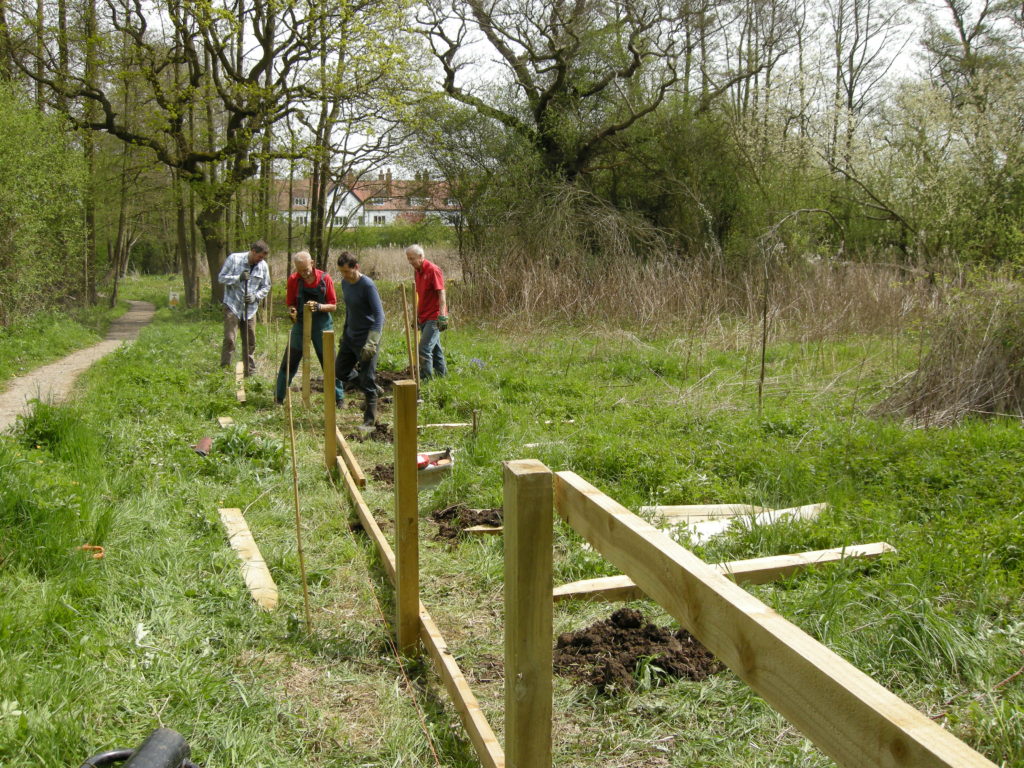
[
  {"x1": 401, "y1": 285, "x2": 415, "y2": 378},
  {"x1": 284, "y1": 338, "x2": 313, "y2": 633}
]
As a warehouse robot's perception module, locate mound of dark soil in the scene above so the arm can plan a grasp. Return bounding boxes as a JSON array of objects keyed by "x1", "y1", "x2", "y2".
[
  {"x1": 554, "y1": 608, "x2": 721, "y2": 693},
  {"x1": 375, "y1": 369, "x2": 414, "y2": 392},
  {"x1": 347, "y1": 423, "x2": 393, "y2": 443},
  {"x1": 370, "y1": 463, "x2": 393, "y2": 484},
  {"x1": 430, "y1": 504, "x2": 503, "y2": 540}
]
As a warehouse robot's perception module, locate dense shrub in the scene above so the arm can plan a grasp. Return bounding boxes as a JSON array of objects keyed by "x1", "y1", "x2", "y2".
[{"x1": 0, "y1": 86, "x2": 86, "y2": 325}]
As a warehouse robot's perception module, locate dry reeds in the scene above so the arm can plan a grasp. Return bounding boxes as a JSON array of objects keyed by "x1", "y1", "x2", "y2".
[
  {"x1": 457, "y1": 183, "x2": 937, "y2": 341},
  {"x1": 874, "y1": 279, "x2": 1024, "y2": 425}
]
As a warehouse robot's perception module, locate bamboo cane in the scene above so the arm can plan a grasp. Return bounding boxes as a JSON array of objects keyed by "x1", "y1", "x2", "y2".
[
  {"x1": 401, "y1": 285, "x2": 416, "y2": 381},
  {"x1": 283, "y1": 340, "x2": 313, "y2": 634}
]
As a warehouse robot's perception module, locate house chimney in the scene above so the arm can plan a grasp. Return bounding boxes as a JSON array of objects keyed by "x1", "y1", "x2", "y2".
[{"x1": 385, "y1": 168, "x2": 392, "y2": 195}]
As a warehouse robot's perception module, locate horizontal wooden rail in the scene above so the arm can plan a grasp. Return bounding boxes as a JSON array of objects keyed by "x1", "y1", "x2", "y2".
[
  {"x1": 336, "y1": 455, "x2": 504, "y2": 768},
  {"x1": 336, "y1": 427, "x2": 367, "y2": 487},
  {"x1": 554, "y1": 471, "x2": 996, "y2": 768},
  {"x1": 553, "y1": 543, "x2": 896, "y2": 602}
]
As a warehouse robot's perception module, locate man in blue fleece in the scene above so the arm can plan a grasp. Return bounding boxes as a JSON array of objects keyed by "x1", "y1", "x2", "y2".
[{"x1": 335, "y1": 251, "x2": 385, "y2": 428}]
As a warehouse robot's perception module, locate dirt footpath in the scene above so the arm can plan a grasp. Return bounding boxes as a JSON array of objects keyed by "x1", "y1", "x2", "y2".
[{"x1": 0, "y1": 300, "x2": 156, "y2": 431}]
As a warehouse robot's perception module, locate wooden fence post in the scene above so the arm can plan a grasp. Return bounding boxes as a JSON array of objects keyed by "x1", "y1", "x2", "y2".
[
  {"x1": 504, "y1": 459, "x2": 553, "y2": 768},
  {"x1": 302, "y1": 303, "x2": 312, "y2": 407},
  {"x1": 394, "y1": 379, "x2": 419, "y2": 653},
  {"x1": 324, "y1": 329, "x2": 336, "y2": 470}
]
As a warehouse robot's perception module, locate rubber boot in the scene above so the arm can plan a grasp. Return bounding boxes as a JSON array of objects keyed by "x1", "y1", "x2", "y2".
[{"x1": 361, "y1": 396, "x2": 377, "y2": 430}]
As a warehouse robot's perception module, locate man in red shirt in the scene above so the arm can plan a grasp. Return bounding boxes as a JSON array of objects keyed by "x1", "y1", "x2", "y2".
[
  {"x1": 275, "y1": 251, "x2": 344, "y2": 405},
  {"x1": 406, "y1": 243, "x2": 448, "y2": 379}
]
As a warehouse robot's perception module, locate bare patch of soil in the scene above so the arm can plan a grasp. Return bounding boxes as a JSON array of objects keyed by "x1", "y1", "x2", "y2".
[
  {"x1": 347, "y1": 423, "x2": 393, "y2": 443},
  {"x1": 554, "y1": 608, "x2": 721, "y2": 693},
  {"x1": 430, "y1": 504, "x2": 503, "y2": 540},
  {"x1": 370, "y1": 463, "x2": 393, "y2": 484},
  {"x1": 375, "y1": 368, "x2": 413, "y2": 392}
]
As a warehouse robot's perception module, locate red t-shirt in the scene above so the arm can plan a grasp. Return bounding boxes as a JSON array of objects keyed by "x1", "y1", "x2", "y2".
[
  {"x1": 414, "y1": 259, "x2": 444, "y2": 323},
  {"x1": 285, "y1": 268, "x2": 337, "y2": 308}
]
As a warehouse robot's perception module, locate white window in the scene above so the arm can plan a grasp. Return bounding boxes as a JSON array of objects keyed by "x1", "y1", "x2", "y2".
[
  {"x1": 333, "y1": 216, "x2": 346, "y2": 226},
  {"x1": 373, "y1": 215, "x2": 386, "y2": 226},
  {"x1": 408, "y1": 196, "x2": 427, "y2": 207},
  {"x1": 445, "y1": 197, "x2": 458, "y2": 207},
  {"x1": 293, "y1": 196, "x2": 307, "y2": 207}
]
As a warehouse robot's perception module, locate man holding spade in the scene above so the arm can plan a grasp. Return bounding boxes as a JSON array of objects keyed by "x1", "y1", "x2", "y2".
[{"x1": 218, "y1": 240, "x2": 271, "y2": 376}]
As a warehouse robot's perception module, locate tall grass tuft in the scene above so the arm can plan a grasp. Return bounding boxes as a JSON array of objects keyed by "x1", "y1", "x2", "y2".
[
  {"x1": 2, "y1": 401, "x2": 107, "y2": 573},
  {"x1": 876, "y1": 279, "x2": 1024, "y2": 425}
]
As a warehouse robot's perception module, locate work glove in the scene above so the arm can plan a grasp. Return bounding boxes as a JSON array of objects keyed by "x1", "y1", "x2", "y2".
[
  {"x1": 437, "y1": 314, "x2": 449, "y2": 331},
  {"x1": 360, "y1": 329, "x2": 382, "y2": 363},
  {"x1": 244, "y1": 295, "x2": 257, "y2": 305},
  {"x1": 239, "y1": 269, "x2": 250, "y2": 282}
]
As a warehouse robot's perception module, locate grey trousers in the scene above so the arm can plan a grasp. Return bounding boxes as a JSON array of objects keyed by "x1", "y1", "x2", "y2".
[{"x1": 221, "y1": 305, "x2": 257, "y2": 375}]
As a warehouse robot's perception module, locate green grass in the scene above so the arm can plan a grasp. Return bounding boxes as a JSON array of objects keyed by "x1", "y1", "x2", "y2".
[
  {"x1": 0, "y1": 277, "x2": 1022, "y2": 767},
  {"x1": 0, "y1": 307, "x2": 121, "y2": 386}
]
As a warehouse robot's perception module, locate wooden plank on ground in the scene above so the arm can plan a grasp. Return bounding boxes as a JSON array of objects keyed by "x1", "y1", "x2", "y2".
[
  {"x1": 217, "y1": 507, "x2": 277, "y2": 610},
  {"x1": 686, "y1": 502, "x2": 827, "y2": 544},
  {"x1": 465, "y1": 525, "x2": 503, "y2": 535},
  {"x1": 553, "y1": 543, "x2": 897, "y2": 602},
  {"x1": 638, "y1": 503, "x2": 767, "y2": 522},
  {"x1": 217, "y1": 416, "x2": 235, "y2": 428},
  {"x1": 234, "y1": 362, "x2": 246, "y2": 403},
  {"x1": 335, "y1": 428, "x2": 366, "y2": 487},
  {"x1": 554, "y1": 472, "x2": 996, "y2": 768}
]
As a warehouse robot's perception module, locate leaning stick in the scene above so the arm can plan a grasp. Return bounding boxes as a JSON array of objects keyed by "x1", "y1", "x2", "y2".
[
  {"x1": 401, "y1": 286, "x2": 416, "y2": 381},
  {"x1": 412, "y1": 290, "x2": 420, "y2": 385},
  {"x1": 284, "y1": 337, "x2": 313, "y2": 633}
]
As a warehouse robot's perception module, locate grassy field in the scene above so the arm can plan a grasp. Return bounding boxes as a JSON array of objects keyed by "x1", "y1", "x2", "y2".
[{"x1": 1, "y1": 274, "x2": 1022, "y2": 767}]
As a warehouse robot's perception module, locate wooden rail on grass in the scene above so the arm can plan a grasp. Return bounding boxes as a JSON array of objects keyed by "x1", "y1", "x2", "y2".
[
  {"x1": 394, "y1": 380, "x2": 419, "y2": 653},
  {"x1": 503, "y1": 460, "x2": 553, "y2": 768},
  {"x1": 553, "y1": 542, "x2": 897, "y2": 602},
  {"x1": 553, "y1": 471, "x2": 997, "y2": 768},
  {"x1": 235, "y1": 362, "x2": 246, "y2": 402},
  {"x1": 218, "y1": 508, "x2": 278, "y2": 610},
  {"x1": 324, "y1": 330, "x2": 337, "y2": 470},
  {"x1": 302, "y1": 304, "x2": 312, "y2": 408},
  {"x1": 333, "y1": 408, "x2": 504, "y2": 768},
  {"x1": 335, "y1": 428, "x2": 366, "y2": 487}
]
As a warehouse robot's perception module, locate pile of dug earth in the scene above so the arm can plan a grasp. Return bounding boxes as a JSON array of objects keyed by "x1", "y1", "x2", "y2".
[
  {"x1": 430, "y1": 503, "x2": 502, "y2": 540},
  {"x1": 554, "y1": 608, "x2": 722, "y2": 693}
]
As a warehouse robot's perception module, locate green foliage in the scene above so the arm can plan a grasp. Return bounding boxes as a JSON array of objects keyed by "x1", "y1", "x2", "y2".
[
  {"x1": 329, "y1": 218, "x2": 453, "y2": 250},
  {"x1": 0, "y1": 86, "x2": 86, "y2": 325},
  {"x1": 1, "y1": 406, "x2": 106, "y2": 574},
  {"x1": 0, "y1": 313, "x2": 103, "y2": 386},
  {"x1": 213, "y1": 425, "x2": 285, "y2": 471}
]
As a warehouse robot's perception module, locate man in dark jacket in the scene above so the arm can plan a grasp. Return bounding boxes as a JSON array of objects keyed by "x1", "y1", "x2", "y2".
[{"x1": 335, "y1": 252, "x2": 385, "y2": 428}]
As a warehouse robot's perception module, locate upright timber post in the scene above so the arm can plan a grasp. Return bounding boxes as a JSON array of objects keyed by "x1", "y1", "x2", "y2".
[
  {"x1": 324, "y1": 329, "x2": 337, "y2": 470},
  {"x1": 302, "y1": 303, "x2": 312, "y2": 407},
  {"x1": 503, "y1": 459, "x2": 553, "y2": 768},
  {"x1": 394, "y1": 380, "x2": 420, "y2": 653}
]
